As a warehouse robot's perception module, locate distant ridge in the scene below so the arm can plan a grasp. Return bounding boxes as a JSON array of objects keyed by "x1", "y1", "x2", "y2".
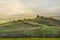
[{"x1": 0, "y1": 13, "x2": 60, "y2": 21}]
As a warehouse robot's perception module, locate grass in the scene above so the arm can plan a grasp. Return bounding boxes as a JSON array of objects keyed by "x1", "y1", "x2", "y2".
[
  {"x1": 0, "y1": 21, "x2": 8, "y2": 24},
  {"x1": 0, "y1": 38, "x2": 60, "y2": 40},
  {"x1": 0, "y1": 20, "x2": 60, "y2": 38}
]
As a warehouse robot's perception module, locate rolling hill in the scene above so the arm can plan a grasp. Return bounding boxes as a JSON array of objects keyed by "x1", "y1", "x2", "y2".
[{"x1": 0, "y1": 16, "x2": 60, "y2": 38}]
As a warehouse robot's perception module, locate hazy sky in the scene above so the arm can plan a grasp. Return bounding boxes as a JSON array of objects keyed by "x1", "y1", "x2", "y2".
[{"x1": 0, "y1": 0, "x2": 60, "y2": 16}]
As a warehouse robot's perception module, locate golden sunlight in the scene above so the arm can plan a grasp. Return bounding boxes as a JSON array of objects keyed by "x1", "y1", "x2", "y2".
[{"x1": 0, "y1": 0, "x2": 32, "y2": 15}]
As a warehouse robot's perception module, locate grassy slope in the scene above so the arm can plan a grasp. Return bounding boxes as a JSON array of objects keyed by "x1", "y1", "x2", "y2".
[
  {"x1": 0, "y1": 21, "x2": 8, "y2": 24},
  {"x1": 0, "y1": 20, "x2": 60, "y2": 37}
]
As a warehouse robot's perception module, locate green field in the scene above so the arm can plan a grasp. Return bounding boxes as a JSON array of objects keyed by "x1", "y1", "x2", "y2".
[
  {"x1": 0, "y1": 16, "x2": 60, "y2": 38},
  {"x1": 0, "y1": 38, "x2": 60, "y2": 40}
]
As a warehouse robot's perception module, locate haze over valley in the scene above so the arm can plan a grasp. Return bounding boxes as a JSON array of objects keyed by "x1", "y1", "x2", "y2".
[{"x1": 0, "y1": 0, "x2": 60, "y2": 21}]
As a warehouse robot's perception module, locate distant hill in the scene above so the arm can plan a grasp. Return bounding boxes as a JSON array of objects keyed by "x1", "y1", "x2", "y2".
[
  {"x1": 0, "y1": 13, "x2": 60, "y2": 21},
  {"x1": 52, "y1": 16, "x2": 60, "y2": 20},
  {"x1": 0, "y1": 13, "x2": 35, "y2": 21}
]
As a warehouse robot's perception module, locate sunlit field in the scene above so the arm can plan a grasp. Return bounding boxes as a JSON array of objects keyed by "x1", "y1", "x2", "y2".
[
  {"x1": 0, "y1": 0, "x2": 60, "y2": 40},
  {"x1": 0, "y1": 16, "x2": 60, "y2": 38},
  {"x1": 0, "y1": 21, "x2": 8, "y2": 24}
]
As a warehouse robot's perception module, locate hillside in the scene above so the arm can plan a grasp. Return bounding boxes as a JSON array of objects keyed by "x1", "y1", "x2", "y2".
[{"x1": 0, "y1": 16, "x2": 60, "y2": 38}]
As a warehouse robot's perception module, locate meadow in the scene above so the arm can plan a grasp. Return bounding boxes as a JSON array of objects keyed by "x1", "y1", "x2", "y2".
[{"x1": 0, "y1": 16, "x2": 60, "y2": 38}]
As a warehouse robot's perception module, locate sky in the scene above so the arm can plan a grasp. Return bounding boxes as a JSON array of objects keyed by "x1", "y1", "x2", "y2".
[{"x1": 0, "y1": 0, "x2": 60, "y2": 16}]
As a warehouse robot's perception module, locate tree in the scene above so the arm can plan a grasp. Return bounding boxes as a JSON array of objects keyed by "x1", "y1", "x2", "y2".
[
  {"x1": 37, "y1": 15, "x2": 40, "y2": 18},
  {"x1": 17, "y1": 20, "x2": 22, "y2": 22},
  {"x1": 13, "y1": 20, "x2": 16, "y2": 22}
]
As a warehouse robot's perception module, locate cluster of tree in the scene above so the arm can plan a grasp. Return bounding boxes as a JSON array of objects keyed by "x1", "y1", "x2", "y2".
[
  {"x1": 35, "y1": 15, "x2": 60, "y2": 27},
  {"x1": 11, "y1": 15, "x2": 60, "y2": 27}
]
